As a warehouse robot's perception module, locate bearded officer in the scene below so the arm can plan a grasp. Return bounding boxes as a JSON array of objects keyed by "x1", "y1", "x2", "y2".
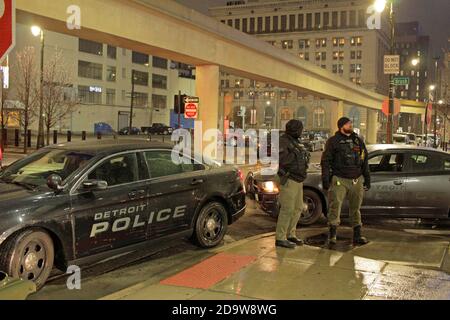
[
  {"x1": 321, "y1": 117, "x2": 370, "y2": 246},
  {"x1": 276, "y1": 119, "x2": 310, "y2": 249}
]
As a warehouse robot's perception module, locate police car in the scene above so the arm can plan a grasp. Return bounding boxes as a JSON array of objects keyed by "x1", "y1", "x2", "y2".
[{"x1": 0, "y1": 140, "x2": 246, "y2": 289}]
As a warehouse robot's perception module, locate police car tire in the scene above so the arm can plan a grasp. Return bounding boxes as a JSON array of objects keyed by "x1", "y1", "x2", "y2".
[
  {"x1": 299, "y1": 189, "x2": 323, "y2": 225},
  {"x1": 193, "y1": 202, "x2": 228, "y2": 248},
  {"x1": 0, "y1": 229, "x2": 54, "y2": 290}
]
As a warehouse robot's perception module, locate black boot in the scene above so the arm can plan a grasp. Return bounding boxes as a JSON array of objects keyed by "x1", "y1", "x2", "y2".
[
  {"x1": 275, "y1": 240, "x2": 296, "y2": 249},
  {"x1": 287, "y1": 237, "x2": 304, "y2": 246},
  {"x1": 327, "y1": 226, "x2": 337, "y2": 245},
  {"x1": 353, "y1": 226, "x2": 368, "y2": 245}
]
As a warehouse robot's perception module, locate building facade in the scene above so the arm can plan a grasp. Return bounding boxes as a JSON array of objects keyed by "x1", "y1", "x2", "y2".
[
  {"x1": 210, "y1": 0, "x2": 391, "y2": 135},
  {"x1": 3, "y1": 23, "x2": 196, "y2": 134}
]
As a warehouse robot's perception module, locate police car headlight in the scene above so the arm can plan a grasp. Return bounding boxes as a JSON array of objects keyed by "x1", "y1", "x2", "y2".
[{"x1": 260, "y1": 181, "x2": 279, "y2": 193}]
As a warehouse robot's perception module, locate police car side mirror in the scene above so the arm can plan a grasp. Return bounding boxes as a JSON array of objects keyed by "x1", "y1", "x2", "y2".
[
  {"x1": 82, "y1": 179, "x2": 108, "y2": 191},
  {"x1": 47, "y1": 174, "x2": 63, "y2": 192}
]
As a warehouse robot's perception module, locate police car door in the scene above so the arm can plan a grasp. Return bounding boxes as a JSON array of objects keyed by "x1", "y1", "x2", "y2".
[
  {"x1": 70, "y1": 152, "x2": 150, "y2": 258},
  {"x1": 360, "y1": 151, "x2": 407, "y2": 215},
  {"x1": 142, "y1": 150, "x2": 206, "y2": 239}
]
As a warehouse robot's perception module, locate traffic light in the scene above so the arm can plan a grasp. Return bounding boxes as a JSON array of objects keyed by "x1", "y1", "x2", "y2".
[{"x1": 174, "y1": 94, "x2": 187, "y2": 114}]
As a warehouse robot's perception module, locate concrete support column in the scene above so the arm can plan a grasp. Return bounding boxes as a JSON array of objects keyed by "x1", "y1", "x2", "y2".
[
  {"x1": 329, "y1": 100, "x2": 344, "y2": 133},
  {"x1": 195, "y1": 65, "x2": 220, "y2": 154},
  {"x1": 366, "y1": 109, "x2": 379, "y2": 144}
]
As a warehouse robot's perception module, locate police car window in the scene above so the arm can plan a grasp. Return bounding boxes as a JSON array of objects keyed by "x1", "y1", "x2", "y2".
[
  {"x1": 408, "y1": 153, "x2": 442, "y2": 173},
  {"x1": 144, "y1": 151, "x2": 204, "y2": 178},
  {"x1": 88, "y1": 153, "x2": 138, "y2": 187},
  {"x1": 369, "y1": 153, "x2": 404, "y2": 173},
  {"x1": 0, "y1": 149, "x2": 93, "y2": 187}
]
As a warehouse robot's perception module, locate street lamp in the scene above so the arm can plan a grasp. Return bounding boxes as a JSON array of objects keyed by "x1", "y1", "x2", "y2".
[
  {"x1": 31, "y1": 25, "x2": 45, "y2": 149},
  {"x1": 374, "y1": 0, "x2": 395, "y2": 144},
  {"x1": 411, "y1": 58, "x2": 420, "y2": 67}
]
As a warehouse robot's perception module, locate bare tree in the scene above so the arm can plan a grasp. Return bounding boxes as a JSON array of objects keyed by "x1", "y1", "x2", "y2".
[
  {"x1": 39, "y1": 50, "x2": 77, "y2": 145},
  {"x1": 13, "y1": 47, "x2": 39, "y2": 153}
]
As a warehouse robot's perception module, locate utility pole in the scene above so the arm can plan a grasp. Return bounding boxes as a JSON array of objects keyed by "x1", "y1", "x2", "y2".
[
  {"x1": 129, "y1": 69, "x2": 135, "y2": 134},
  {"x1": 386, "y1": 0, "x2": 396, "y2": 144},
  {"x1": 433, "y1": 57, "x2": 440, "y2": 148},
  {"x1": 37, "y1": 30, "x2": 45, "y2": 149}
]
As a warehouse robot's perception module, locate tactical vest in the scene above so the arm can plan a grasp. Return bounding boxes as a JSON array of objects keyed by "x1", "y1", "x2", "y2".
[{"x1": 335, "y1": 136, "x2": 365, "y2": 169}]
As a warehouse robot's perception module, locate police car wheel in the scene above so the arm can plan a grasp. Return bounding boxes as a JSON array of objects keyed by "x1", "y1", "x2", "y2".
[
  {"x1": 0, "y1": 229, "x2": 54, "y2": 290},
  {"x1": 194, "y1": 202, "x2": 228, "y2": 248},
  {"x1": 299, "y1": 190, "x2": 323, "y2": 225}
]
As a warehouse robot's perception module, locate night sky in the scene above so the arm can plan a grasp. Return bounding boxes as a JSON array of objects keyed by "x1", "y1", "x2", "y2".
[{"x1": 175, "y1": 0, "x2": 450, "y2": 56}]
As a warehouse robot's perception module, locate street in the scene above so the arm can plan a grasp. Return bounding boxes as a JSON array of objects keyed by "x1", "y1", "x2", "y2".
[{"x1": 27, "y1": 193, "x2": 450, "y2": 300}]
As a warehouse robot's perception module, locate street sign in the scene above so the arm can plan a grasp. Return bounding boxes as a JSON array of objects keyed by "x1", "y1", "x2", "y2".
[
  {"x1": 393, "y1": 76, "x2": 410, "y2": 86},
  {"x1": 384, "y1": 55, "x2": 400, "y2": 75},
  {"x1": 184, "y1": 102, "x2": 198, "y2": 119},
  {"x1": 184, "y1": 96, "x2": 199, "y2": 104},
  {"x1": 0, "y1": 0, "x2": 15, "y2": 63}
]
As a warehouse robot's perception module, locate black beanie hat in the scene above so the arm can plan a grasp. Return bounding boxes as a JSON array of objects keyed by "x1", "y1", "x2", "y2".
[
  {"x1": 337, "y1": 117, "x2": 351, "y2": 129},
  {"x1": 286, "y1": 119, "x2": 304, "y2": 138}
]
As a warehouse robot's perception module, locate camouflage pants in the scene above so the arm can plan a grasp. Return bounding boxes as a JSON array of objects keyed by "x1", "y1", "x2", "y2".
[
  {"x1": 327, "y1": 176, "x2": 364, "y2": 228},
  {"x1": 276, "y1": 178, "x2": 303, "y2": 241}
]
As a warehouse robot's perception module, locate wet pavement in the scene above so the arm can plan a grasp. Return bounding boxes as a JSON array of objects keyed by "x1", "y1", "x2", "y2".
[{"x1": 28, "y1": 202, "x2": 450, "y2": 300}]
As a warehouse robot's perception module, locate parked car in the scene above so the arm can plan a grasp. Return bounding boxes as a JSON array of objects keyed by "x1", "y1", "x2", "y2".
[
  {"x1": 142, "y1": 123, "x2": 174, "y2": 135},
  {"x1": 94, "y1": 122, "x2": 115, "y2": 136},
  {"x1": 393, "y1": 133, "x2": 410, "y2": 145},
  {"x1": 0, "y1": 140, "x2": 246, "y2": 289},
  {"x1": 246, "y1": 145, "x2": 450, "y2": 225},
  {"x1": 119, "y1": 127, "x2": 141, "y2": 135}
]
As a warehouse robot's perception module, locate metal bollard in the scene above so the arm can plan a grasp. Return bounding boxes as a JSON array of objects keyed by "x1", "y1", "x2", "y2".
[
  {"x1": 82, "y1": 131, "x2": 86, "y2": 141},
  {"x1": 27, "y1": 130, "x2": 31, "y2": 148},
  {"x1": 53, "y1": 130, "x2": 58, "y2": 145},
  {"x1": 14, "y1": 129, "x2": 19, "y2": 147},
  {"x1": 67, "y1": 131, "x2": 72, "y2": 142},
  {"x1": 97, "y1": 132, "x2": 102, "y2": 140},
  {"x1": 1, "y1": 129, "x2": 6, "y2": 149}
]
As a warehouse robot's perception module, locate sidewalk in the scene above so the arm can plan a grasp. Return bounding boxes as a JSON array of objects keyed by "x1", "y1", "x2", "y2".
[{"x1": 101, "y1": 228, "x2": 450, "y2": 300}]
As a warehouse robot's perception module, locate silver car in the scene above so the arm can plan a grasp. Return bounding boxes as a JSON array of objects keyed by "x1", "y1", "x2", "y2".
[{"x1": 246, "y1": 145, "x2": 450, "y2": 225}]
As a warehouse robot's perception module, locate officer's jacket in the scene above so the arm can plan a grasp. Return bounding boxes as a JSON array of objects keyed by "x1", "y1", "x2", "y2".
[
  {"x1": 321, "y1": 132, "x2": 370, "y2": 183},
  {"x1": 278, "y1": 133, "x2": 310, "y2": 183}
]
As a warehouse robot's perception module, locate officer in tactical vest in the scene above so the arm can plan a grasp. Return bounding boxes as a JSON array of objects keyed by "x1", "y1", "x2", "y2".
[
  {"x1": 321, "y1": 117, "x2": 370, "y2": 246},
  {"x1": 276, "y1": 119, "x2": 310, "y2": 249}
]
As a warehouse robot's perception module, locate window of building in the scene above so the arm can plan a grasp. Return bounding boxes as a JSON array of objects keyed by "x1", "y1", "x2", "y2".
[
  {"x1": 133, "y1": 70, "x2": 149, "y2": 86},
  {"x1": 78, "y1": 85, "x2": 102, "y2": 104},
  {"x1": 340, "y1": 11, "x2": 347, "y2": 27},
  {"x1": 282, "y1": 40, "x2": 293, "y2": 49},
  {"x1": 281, "y1": 15, "x2": 287, "y2": 32},
  {"x1": 265, "y1": 16, "x2": 271, "y2": 32},
  {"x1": 122, "y1": 67, "x2": 126, "y2": 79},
  {"x1": 315, "y1": 12, "x2": 321, "y2": 29},
  {"x1": 273, "y1": 16, "x2": 279, "y2": 32},
  {"x1": 351, "y1": 36, "x2": 363, "y2": 46},
  {"x1": 132, "y1": 51, "x2": 149, "y2": 65},
  {"x1": 106, "y1": 66, "x2": 116, "y2": 82},
  {"x1": 78, "y1": 60, "x2": 103, "y2": 80},
  {"x1": 134, "y1": 92, "x2": 148, "y2": 107},
  {"x1": 106, "y1": 89, "x2": 116, "y2": 105},
  {"x1": 79, "y1": 39, "x2": 103, "y2": 56},
  {"x1": 333, "y1": 37, "x2": 345, "y2": 47},
  {"x1": 332, "y1": 64, "x2": 338, "y2": 73},
  {"x1": 227, "y1": 19, "x2": 233, "y2": 27},
  {"x1": 234, "y1": 18, "x2": 241, "y2": 30},
  {"x1": 299, "y1": 53, "x2": 305, "y2": 60},
  {"x1": 107, "y1": 45, "x2": 117, "y2": 59},
  {"x1": 323, "y1": 12, "x2": 330, "y2": 28},
  {"x1": 349, "y1": 10, "x2": 356, "y2": 27},
  {"x1": 306, "y1": 13, "x2": 312, "y2": 30},
  {"x1": 298, "y1": 14, "x2": 304, "y2": 30},
  {"x1": 267, "y1": 40, "x2": 276, "y2": 46},
  {"x1": 257, "y1": 17, "x2": 263, "y2": 32},
  {"x1": 243, "y1": 18, "x2": 248, "y2": 32},
  {"x1": 339, "y1": 51, "x2": 345, "y2": 60},
  {"x1": 289, "y1": 15, "x2": 296, "y2": 30},
  {"x1": 333, "y1": 51, "x2": 339, "y2": 60},
  {"x1": 338, "y1": 64, "x2": 344, "y2": 74},
  {"x1": 152, "y1": 74, "x2": 167, "y2": 89},
  {"x1": 332, "y1": 11, "x2": 338, "y2": 28},
  {"x1": 358, "y1": 9, "x2": 366, "y2": 27},
  {"x1": 152, "y1": 94, "x2": 167, "y2": 111},
  {"x1": 250, "y1": 17, "x2": 256, "y2": 33},
  {"x1": 304, "y1": 52, "x2": 310, "y2": 61},
  {"x1": 313, "y1": 107, "x2": 325, "y2": 128},
  {"x1": 357, "y1": 50, "x2": 362, "y2": 59},
  {"x1": 152, "y1": 56, "x2": 168, "y2": 69},
  {"x1": 316, "y1": 38, "x2": 326, "y2": 47},
  {"x1": 299, "y1": 39, "x2": 310, "y2": 49}
]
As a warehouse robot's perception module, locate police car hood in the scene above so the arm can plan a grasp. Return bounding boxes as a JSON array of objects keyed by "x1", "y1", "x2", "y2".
[{"x1": 0, "y1": 182, "x2": 39, "y2": 210}]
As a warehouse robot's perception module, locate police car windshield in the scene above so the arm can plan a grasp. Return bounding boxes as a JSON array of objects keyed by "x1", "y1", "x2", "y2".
[{"x1": 0, "y1": 149, "x2": 94, "y2": 188}]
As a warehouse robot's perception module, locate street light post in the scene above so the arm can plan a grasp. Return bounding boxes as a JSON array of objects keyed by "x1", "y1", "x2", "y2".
[
  {"x1": 374, "y1": 0, "x2": 396, "y2": 144},
  {"x1": 31, "y1": 26, "x2": 45, "y2": 149}
]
